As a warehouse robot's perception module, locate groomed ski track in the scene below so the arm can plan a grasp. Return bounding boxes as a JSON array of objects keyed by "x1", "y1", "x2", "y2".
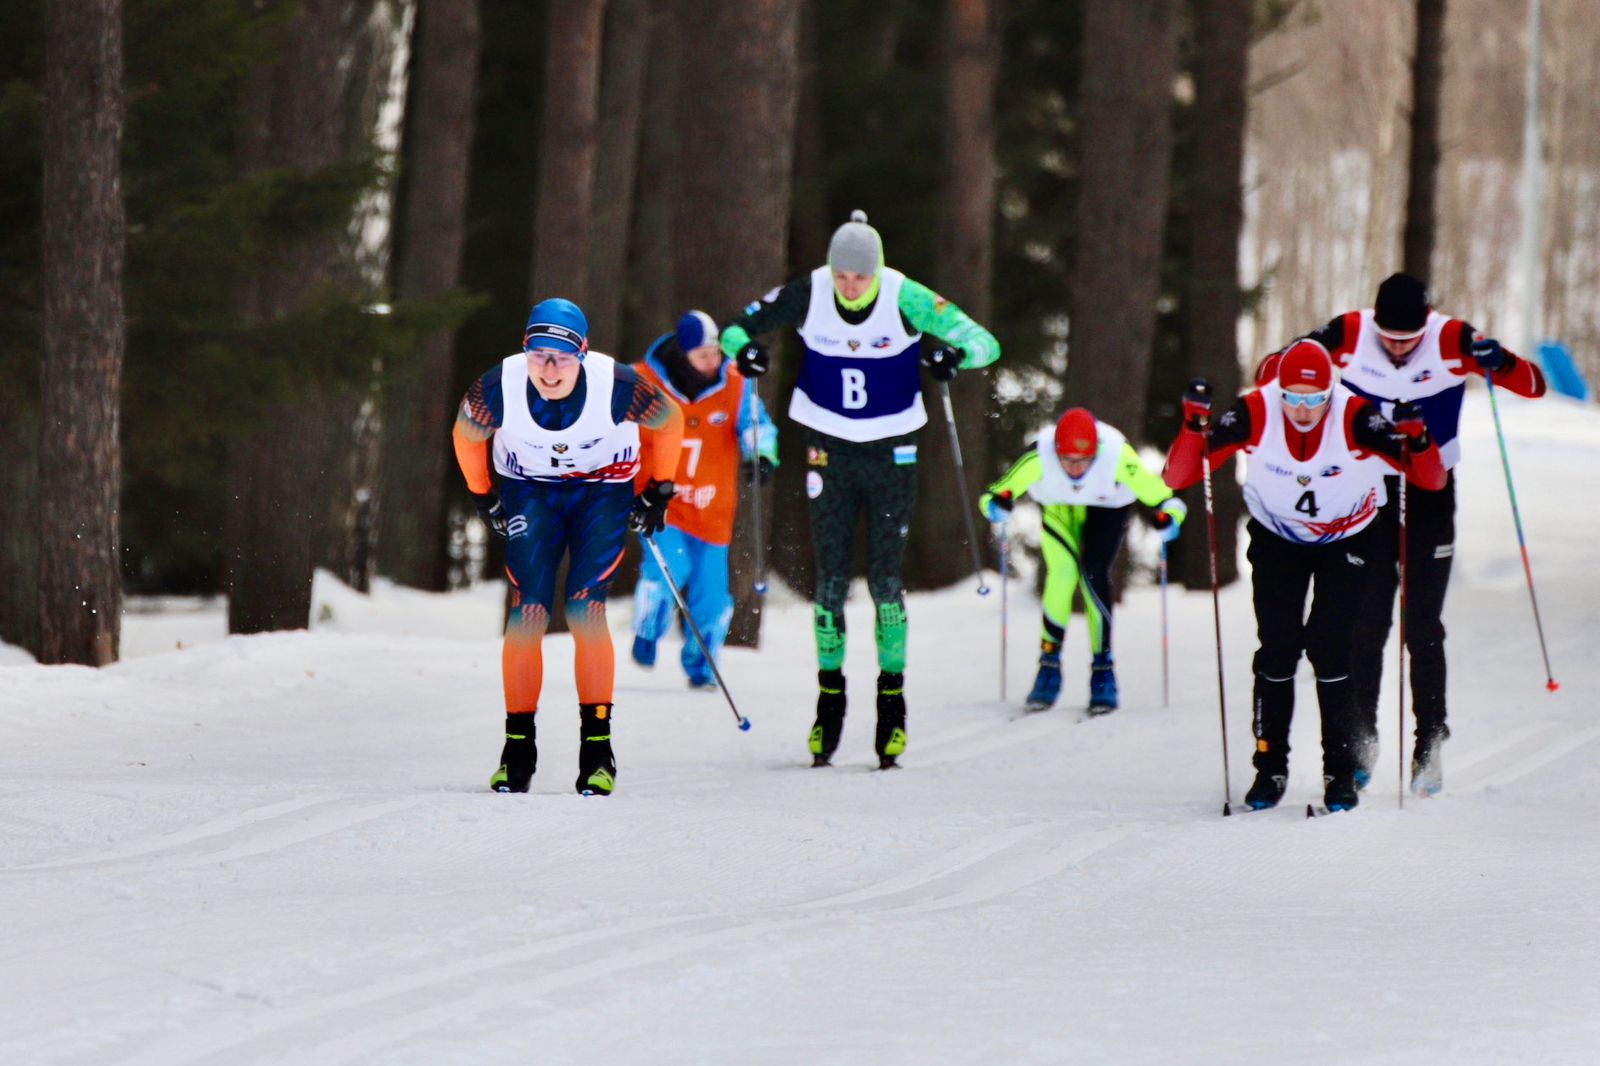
[{"x1": 2, "y1": 390, "x2": 1597, "y2": 1064}]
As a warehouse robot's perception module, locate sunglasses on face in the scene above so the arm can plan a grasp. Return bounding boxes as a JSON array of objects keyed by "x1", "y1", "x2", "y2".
[
  {"x1": 528, "y1": 349, "x2": 580, "y2": 369},
  {"x1": 1281, "y1": 389, "x2": 1331, "y2": 409}
]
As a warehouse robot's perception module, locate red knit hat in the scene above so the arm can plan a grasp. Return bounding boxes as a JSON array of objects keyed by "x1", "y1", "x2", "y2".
[
  {"x1": 1054, "y1": 407, "x2": 1098, "y2": 458},
  {"x1": 1277, "y1": 341, "x2": 1333, "y2": 391}
]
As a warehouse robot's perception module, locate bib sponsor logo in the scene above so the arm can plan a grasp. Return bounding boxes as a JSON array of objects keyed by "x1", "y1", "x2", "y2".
[
  {"x1": 807, "y1": 446, "x2": 829, "y2": 467},
  {"x1": 1412, "y1": 369, "x2": 1433, "y2": 383},
  {"x1": 871, "y1": 336, "x2": 894, "y2": 349},
  {"x1": 847, "y1": 339, "x2": 861, "y2": 351},
  {"x1": 708, "y1": 411, "x2": 729, "y2": 425},
  {"x1": 1320, "y1": 465, "x2": 1343, "y2": 477},
  {"x1": 579, "y1": 437, "x2": 602, "y2": 449},
  {"x1": 1264, "y1": 462, "x2": 1295, "y2": 477},
  {"x1": 1297, "y1": 474, "x2": 1312, "y2": 486},
  {"x1": 813, "y1": 334, "x2": 841, "y2": 347},
  {"x1": 1358, "y1": 363, "x2": 1386, "y2": 377},
  {"x1": 553, "y1": 443, "x2": 569, "y2": 454},
  {"x1": 806, "y1": 471, "x2": 824, "y2": 499}
]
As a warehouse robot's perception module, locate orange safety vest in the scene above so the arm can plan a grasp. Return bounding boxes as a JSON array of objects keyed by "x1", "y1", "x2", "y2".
[{"x1": 635, "y1": 362, "x2": 750, "y2": 546}]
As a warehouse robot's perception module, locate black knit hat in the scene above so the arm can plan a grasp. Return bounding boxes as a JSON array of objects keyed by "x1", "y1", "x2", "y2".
[{"x1": 1373, "y1": 273, "x2": 1429, "y2": 335}]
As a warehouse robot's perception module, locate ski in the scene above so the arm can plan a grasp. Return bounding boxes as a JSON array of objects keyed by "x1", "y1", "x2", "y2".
[{"x1": 1306, "y1": 803, "x2": 1355, "y2": 818}]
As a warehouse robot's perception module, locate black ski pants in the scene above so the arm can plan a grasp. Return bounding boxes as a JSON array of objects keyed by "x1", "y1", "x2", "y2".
[
  {"x1": 1351, "y1": 473, "x2": 1455, "y2": 753},
  {"x1": 1246, "y1": 519, "x2": 1377, "y2": 782},
  {"x1": 804, "y1": 429, "x2": 918, "y2": 672}
]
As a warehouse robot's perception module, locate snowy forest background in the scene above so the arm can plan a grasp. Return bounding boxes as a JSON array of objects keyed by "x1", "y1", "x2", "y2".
[{"x1": 4, "y1": 0, "x2": 1597, "y2": 666}]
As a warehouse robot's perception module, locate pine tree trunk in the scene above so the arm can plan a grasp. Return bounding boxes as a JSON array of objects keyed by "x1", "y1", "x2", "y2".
[
  {"x1": 628, "y1": 1, "x2": 682, "y2": 350},
  {"x1": 380, "y1": 0, "x2": 480, "y2": 591},
  {"x1": 530, "y1": 0, "x2": 605, "y2": 304},
  {"x1": 1176, "y1": 0, "x2": 1249, "y2": 592},
  {"x1": 1064, "y1": 0, "x2": 1178, "y2": 439},
  {"x1": 1402, "y1": 0, "x2": 1446, "y2": 280},
  {"x1": 586, "y1": 0, "x2": 651, "y2": 353},
  {"x1": 0, "y1": 398, "x2": 39, "y2": 656},
  {"x1": 228, "y1": 0, "x2": 350, "y2": 634},
  {"x1": 38, "y1": 0, "x2": 125, "y2": 665},
  {"x1": 671, "y1": 0, "x2": 802, "y2": 647},
  {"x1": 910, "y1": 0, "x2": 999, "y2": 592}
]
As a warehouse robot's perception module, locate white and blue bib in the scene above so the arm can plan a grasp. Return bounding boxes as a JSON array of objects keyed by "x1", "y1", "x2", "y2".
[
  {"x1": 1339, "y1": 309, "x2": 1466, "y2": 468},
  {"x1": 789, "y1": 266, "x2": 925, "y2": 441}
]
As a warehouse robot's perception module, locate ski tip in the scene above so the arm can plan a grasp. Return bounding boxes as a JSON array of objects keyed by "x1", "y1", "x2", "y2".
[
  {"x1": 1547, "y1": 678, "x2": 1561, "y2": 692},
  {"x1": 738, "y1": 717, "x2": 752, "y2": 732}
]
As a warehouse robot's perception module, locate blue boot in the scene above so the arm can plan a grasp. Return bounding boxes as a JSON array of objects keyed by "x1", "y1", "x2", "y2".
[
  {"x1": 1088, "y1": 651, "x2": 1118, "y2": 715},
  {"x1": 1026, "y1": 645, "x2": 1063, "y2": 711},
  {"x1": 631, "y1": 635, "x2": 656, "y2": 668}
]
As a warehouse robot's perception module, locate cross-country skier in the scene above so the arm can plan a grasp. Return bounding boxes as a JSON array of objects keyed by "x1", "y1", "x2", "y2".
[
  {"x1": 452, "y1": 298, "x2": 684, "y2": 796},
  {"x1": 1255, "y1": 273, "x2": 1547, "y2": 796},
  {"x1": 629, "y1": 310, "x2": 778, "y2": 687},
  {"x1": 720, "y1": 210, "x2": 1001, "y2": 769},
  {"x1": 978, "y1": 407, "x2": 1187, "y2": 713},
  {"x1": 1163, "y1": 341, "x2": 1446, "y2": 812}
]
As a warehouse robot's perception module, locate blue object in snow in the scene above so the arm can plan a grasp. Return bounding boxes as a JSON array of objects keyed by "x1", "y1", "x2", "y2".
[{"x1": 1537, "y1": 341, "x2": 1589, "y2": 401}]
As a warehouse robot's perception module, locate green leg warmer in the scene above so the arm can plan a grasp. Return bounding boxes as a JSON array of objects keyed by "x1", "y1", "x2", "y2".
[
  {"x1": 874, "y1": 600, "x2": 908, "y2": 673},
  {"x1": 814, "y1": 605, "x2": 845, "y2": 671}
]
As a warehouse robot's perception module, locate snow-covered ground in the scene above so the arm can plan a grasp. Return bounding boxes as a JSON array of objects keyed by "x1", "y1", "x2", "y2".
[{"x1": 3, "y1": 389, "x2": 1597, "y2": 1065}]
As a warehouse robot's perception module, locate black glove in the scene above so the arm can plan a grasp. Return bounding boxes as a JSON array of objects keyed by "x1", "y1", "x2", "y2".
[
  {"x1": 1470, "y1": 335, "x2": 1507, "y2": 373},
  {"x1": 736, "y1": 341, "x2": 770, "y2": 378},
  {"x1": 921, "y1": 345, "x2": 963, "y2": 382},
  {"x1": 473, "y1": 492, "x2": 508, "y2": 538},
  {"x1": 743, "y1": 457, "x2": 775, "y2": 487},
  {"x1": 1182, "y1": 378, "x2": 1213, "y2": 430},
  {"x1": 628, "y1": 479, "x2": 675, "y2": 536},
  {"x1": 1390, "y1": 400, "x2": 1430, "y2": 449}
]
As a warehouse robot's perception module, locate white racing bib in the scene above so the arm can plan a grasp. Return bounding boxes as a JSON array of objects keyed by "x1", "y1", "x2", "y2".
[
  {"x1": 1026, "y1": 420, "x2": 1136, "y2": 508},
  {"x1": 1243, "y1": 383, "x2": 1385, "y2": 544},
  {"x1": 1340, "y1": 309, "x2": 1466, "y2": 467},
  {"x1": 492, "y1": 351, "x2": 641, "y2": 483}
]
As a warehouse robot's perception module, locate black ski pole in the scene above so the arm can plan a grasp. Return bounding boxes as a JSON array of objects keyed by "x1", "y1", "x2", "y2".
[
  {"x1": 937, "y1": 380, "x2": 991, "y2": 596},
  {"x1": 1200, "y1": 422, "x2": 1233, "y2": 815},
  {"x1": 642, "y1": 535, "x2": 751, "y2": 731},
  {"x1": 1397, "y1": 468, "x2": 1408, "y2": 808}
]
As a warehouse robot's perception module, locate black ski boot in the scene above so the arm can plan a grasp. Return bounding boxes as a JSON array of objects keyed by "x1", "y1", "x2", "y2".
[
  {"x1": 1411, "y1": 722, "x2": 1449, "y2": 798},
  {"x1": 809, "y1": 670, "x2": 846, "y2": 766},
  {"x1": 490, "y1": 713, "x2": 537, "y2": 793},
  {"x1": 576, "y1": 703, "x2": 617, "y2": 796},
  {"x1": 1323, "y1": 773, "x2": 1359, "y2": 812},
  {"x1": 1244, "y1": 770, "x2": 1287, "y2": 811},
  {"x1": 875, "y1": 671, "x2": 908, "y2": 769}
]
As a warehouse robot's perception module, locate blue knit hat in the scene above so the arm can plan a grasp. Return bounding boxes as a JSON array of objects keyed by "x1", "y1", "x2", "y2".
[
  {"x1": 676, "y1": 310, "x2": 719, "y2": 354},
  {"x1": 523, "y1": 298, "x2": 589, "y2": 355}
]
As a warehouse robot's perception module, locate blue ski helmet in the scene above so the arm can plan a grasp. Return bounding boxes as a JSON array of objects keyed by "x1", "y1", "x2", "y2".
[{"x1": 523, "y1": 298, "x2": 589, "y2": 356}]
